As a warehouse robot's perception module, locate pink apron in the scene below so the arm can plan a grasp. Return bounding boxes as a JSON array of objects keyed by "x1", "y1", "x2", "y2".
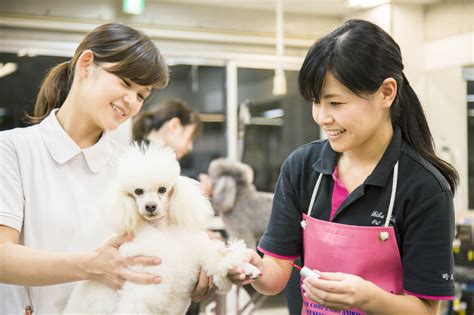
[{"x1": 300, "y1": 163, "x2": 403, "y2": 315}]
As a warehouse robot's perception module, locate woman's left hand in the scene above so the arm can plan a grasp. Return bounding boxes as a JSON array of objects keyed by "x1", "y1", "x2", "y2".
[
  {"x1": 302, "y1": 271, "x2": 371, "y2": 311},
  {"x1": 227, "y1": 249, "x2": 263, "y2": 286},
  {"x1": 190, "y1": 268, "x2": 217, "y2": 302}
]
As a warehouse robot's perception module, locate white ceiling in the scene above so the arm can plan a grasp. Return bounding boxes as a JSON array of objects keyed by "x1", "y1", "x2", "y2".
[
  {"x1": 153, "y1": 0, "x2": 351, "y2": 15},
  {"x1": 152, "y1": 0, "x2": 444, "y2": 16}
]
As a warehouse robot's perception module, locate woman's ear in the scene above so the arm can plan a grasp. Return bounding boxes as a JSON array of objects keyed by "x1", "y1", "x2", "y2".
[
  {"x1": 379, "y1": 78, "x2": 397, "y2": 108},
  {"x1": 76, "y1": 49, "x2": 95, "y2": 79},
  {"x1": 167, "y1": 117, "x2": 183, "y2": 133}
]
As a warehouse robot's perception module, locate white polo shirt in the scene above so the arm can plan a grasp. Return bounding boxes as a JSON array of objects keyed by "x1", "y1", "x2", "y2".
[{"x1": 0, "y1": 110, "x2": 122, "y2": 314}]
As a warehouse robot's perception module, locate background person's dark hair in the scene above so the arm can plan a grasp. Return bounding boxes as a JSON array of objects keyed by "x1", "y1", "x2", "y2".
[
  {"x1": 29, "y1": 23, "x2": 169, "y2": 124},
  {"x1": 298, "y1": 19, "x2": 459, "y2": 194},
  {"x1": 132, "y1": 98, "x2": 202, "y2": 143}
]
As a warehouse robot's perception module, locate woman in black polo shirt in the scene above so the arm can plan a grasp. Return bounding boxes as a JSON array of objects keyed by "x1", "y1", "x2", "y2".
[{"x1": 229, "y1": 19, "x2": 458, "y2": 315}]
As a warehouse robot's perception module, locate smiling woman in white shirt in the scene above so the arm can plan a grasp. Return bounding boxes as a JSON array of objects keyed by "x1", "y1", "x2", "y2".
[{"x1": 0, "y1": 23, "x2": 170, "y2": 314}]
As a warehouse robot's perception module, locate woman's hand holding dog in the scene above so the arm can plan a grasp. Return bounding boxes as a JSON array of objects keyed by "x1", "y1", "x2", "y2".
[
  {"x1": 190, "y1": 268, "x2": 217, "y2": 302},
  {"x1": 228, "y1": 249, "x2": 264, "y2": 286},
  {"x1": 84, "y1": 234, "x2": 161, "y2": 290}
]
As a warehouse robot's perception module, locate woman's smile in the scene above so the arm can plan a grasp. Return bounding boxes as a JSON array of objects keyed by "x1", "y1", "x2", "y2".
[
  {"x1": 324, "y1": 128, "x2": 346, "y2": 141},
  {"x1": 111, "y1": 103, "x2": 127, "y2": 120}
]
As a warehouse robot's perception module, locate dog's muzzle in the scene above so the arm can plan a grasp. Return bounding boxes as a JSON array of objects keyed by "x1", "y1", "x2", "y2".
[{"x1": 145, "y1": 202, "x2": 157, "y2": 215}]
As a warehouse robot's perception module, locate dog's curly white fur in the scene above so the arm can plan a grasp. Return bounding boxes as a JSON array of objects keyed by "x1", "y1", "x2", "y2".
[
  {"x1": 64, "y1": 144, "x2": 259, "y2": 315},
  {"x1": 208, "y1": 158, "x2": 273, "y2": 250}
]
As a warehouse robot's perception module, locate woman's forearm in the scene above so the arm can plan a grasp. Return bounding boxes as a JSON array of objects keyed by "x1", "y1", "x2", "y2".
[
  {"x1": 251, "y1": 256, "x2": 292, "y2": 295},
  {"x1": 363, "y1": 281, "x2": 440, "y2": 315},
  {"x1": 0, "y1": 243, "x2": 90, "y2": 286}
]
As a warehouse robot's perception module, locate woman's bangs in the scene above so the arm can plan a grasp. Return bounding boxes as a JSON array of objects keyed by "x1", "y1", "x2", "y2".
[
  {"x1": 106, "y1": 49, "x2": 168, "y2": 89},
  {"x1": 298, "y1": 52, "x2": 329, "y2": 103}
]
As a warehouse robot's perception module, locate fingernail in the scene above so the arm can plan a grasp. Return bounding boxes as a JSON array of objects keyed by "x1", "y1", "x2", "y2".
[
  {"x1": 154, "y1": 258, "x2": 161, "y2": 264},
  {"x1": 153, "y1": 277, "x2": 161, "y2": 284}
]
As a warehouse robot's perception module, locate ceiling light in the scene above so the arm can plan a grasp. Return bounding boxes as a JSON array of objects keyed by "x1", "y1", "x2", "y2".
[
  {"x1": 123, "y1": 0, "x2": 145, "y2": 15},
  {"x1": 273, "y1": 0, "x2": 287, "y2": 96},
  {"x1": 273, "y1": 68, "x2": 287, "y2": 96}
]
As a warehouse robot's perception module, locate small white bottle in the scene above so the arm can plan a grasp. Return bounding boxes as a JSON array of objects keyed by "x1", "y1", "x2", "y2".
[{"x1": 300, "y1": 266, "x2": 320, "y2": 279}]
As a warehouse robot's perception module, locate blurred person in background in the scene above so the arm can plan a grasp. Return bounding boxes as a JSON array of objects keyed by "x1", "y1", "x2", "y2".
[{"x1": 132, "y1": 98, "x2": 201, "y2": 160}]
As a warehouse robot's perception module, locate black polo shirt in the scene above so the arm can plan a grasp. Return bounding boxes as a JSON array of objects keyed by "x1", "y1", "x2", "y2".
[{"x1": 259, "y1": 126, "x2": 455, "y2": 297}]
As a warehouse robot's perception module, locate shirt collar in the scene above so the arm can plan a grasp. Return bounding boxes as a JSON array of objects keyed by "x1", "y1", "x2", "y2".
[
  {"x1": 312, "y1": 125, "x2": 402, "y2": 187},
  {"x1": 40, "y1": 109, "x2": 116, "y2": 173},
  {"x1": 312, "y1": 141, "x2": 339, "y2": 175},
  {"x1": 365, "y1": 125, "x2": 401, "y2": 187}
]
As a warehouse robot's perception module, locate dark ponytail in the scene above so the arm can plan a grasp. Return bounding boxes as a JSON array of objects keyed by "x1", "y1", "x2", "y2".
[
  {"x1": 132, "y1": 112, "x2": 154, "y2": 143},
  {"x1": 394, "y1": 74, "x2": 459, "y2": 193},
  {"x1": 27, "y1": 61, "x2": 74, "y2": 124},
  {"x1": 298, "y1": 19, "x2": 459, "y2": 194}
]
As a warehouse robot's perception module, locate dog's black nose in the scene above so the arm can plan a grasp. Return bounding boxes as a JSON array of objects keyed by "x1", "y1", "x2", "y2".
[{"x1": 145, "y1": 202, "x2": 157, "y2": 214}]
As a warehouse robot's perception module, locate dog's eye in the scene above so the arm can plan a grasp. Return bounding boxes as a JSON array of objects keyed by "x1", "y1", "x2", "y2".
[
  {"x1": 135, "y1": 188, "x2": 144, "y2": 195},
  {"x1": 158, "y1": 187, "x2": 167, "y2": 194}
]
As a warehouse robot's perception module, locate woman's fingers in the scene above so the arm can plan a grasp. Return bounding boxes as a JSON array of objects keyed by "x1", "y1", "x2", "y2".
[
  {"x1": 120, "y1": 267, "x2": 160, "y2": 285},
  {"x1": 305, "y1": 276, "x2": 345, "y2": 293},
  {"x1": 109, "y1": 233, "x2": 134, "y2": 248},
  {"x1": 126, "y1": 255, "x2": 161, "y2": 266},
  {"x1": 227, "y1": 267, "x2": 244, "y2": 282},
  {"x1": 202, "y1": 277, "x2": 217, "y2": 300},
  {"x1": 191, "y1": 269, "x2": 215, "y2": 302},
  {"x1": 303, "y1": 272, "x2": 366, "y2": 310},
  {"x1": 191, "y1": 269, "x2": 208, "y2": 299},
  {"x1": 227, "y1": 268, "x2": 257, "y2": 285}
]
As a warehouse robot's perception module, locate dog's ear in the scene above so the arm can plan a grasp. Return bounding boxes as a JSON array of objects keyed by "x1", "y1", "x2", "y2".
[
  {"x1": 168, "y1": 176, "x2": 214, "y2": 229},
  {"x1": 106, "y1": 189, "x2": 141, "y2": 235},
  {"x1": 119, "y1": 194, "x2": 141, "y2": 234},
  {"x1": 211, "y1": 176, "x2": 237, "y2": 213}
]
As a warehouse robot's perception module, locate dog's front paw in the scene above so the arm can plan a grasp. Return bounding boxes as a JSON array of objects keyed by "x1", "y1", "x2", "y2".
[{"x1": 242, "y1": 262, "x2": 262, "y2": 279}]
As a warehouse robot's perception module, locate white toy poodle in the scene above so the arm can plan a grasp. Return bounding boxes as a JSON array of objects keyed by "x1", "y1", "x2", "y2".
[{"x1": 64, "y1": 144, "x2": 260, "y2": 315}]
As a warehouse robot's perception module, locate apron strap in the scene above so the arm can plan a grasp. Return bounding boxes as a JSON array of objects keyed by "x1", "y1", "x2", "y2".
[
  {"x1": 307, "y1": 173, "x2": 323, "y2": 217},
  {"x1": 384, "y1": 162, "x2": 399, "y2": 227}
]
